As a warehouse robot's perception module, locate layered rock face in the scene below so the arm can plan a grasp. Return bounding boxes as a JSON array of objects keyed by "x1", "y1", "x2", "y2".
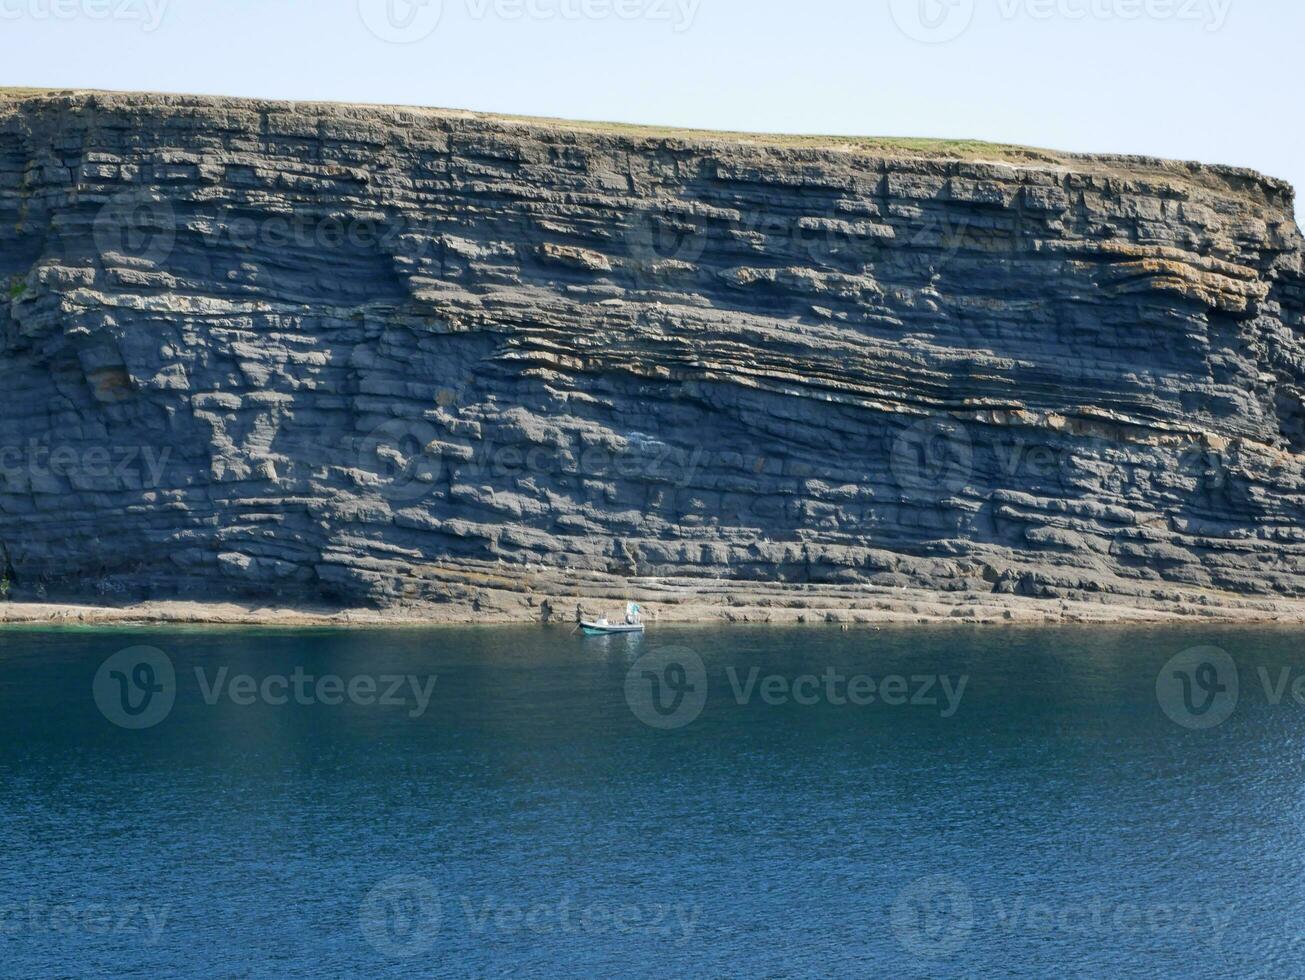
[{"x1": 2, "y1": 91, "x2": 1304, "y2": 622}]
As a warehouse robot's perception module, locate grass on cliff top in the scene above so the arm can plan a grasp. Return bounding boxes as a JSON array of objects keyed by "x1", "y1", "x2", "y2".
[
  {"x1": 436, "y1": 105, "x2": 1070, "y2": 165},
  {"x1": 0, "y1": 86, "x2": 1065, "y2": 166},
  {"x1": 0, "y1": 87, "x2": 70, "y2": 99}
]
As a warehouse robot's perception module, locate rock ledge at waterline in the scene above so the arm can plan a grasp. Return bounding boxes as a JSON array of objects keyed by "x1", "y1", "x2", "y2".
[{"x1": 3, "y1": 89, "x2": 1305, "y2": 625}]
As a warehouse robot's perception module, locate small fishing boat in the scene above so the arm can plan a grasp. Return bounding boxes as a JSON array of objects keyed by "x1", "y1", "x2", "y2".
[{"x1": 580, "y1": 603, "x2": 646, "y2": 636}]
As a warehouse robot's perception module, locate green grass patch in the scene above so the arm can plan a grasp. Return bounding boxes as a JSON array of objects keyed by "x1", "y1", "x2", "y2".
[{"x1": 0, "y1": 86, "x2": 75, "y2": 100}]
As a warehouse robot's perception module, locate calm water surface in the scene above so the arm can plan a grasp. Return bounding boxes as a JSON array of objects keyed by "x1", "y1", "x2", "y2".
[{"x1": 0, "y1": 624, "x2": 1302, "y2": 977}]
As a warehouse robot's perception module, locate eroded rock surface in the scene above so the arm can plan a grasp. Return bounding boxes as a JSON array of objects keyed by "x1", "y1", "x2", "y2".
[{"x1": 2, "y1": 91, "x2": 1304, "y2": 622}]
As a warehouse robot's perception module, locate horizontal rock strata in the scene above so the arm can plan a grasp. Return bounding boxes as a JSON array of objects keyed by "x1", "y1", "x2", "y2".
[{"x1": 2, "y1": 91, "x2": 1304, "y2": 623}]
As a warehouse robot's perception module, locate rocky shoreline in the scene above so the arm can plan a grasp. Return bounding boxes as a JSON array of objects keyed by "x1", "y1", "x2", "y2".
[{"x1": 5, "y1": 581, "x2": 1305, "y2": 628}]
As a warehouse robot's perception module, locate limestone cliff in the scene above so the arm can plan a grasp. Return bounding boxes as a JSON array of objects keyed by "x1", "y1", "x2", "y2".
[{"x1": 2, "y1": 90, "x2": 1304, "y2": 623}]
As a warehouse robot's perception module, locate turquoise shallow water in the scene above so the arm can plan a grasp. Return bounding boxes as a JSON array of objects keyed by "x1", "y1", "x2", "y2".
[{"x1": 0, "y1": 624, "x2": 1303, "y2": 977}]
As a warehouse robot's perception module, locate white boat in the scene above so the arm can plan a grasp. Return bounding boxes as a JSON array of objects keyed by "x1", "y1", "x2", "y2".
[
  {"x1": 581, "y1": 603, "x2": 646, "y2": 636},
  {"x1": 580, "y1": 619, "x2": 646, "y2": 635}
]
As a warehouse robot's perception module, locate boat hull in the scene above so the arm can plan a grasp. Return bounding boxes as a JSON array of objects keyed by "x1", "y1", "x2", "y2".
[{"x1": 580, "y1": 622, "x2": 646, "y2": 636}]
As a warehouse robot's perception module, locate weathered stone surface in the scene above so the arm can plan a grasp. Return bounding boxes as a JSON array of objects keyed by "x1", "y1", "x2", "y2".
[{"x1": 2, "y1": 90, "x2": 1304, "y2": 623}]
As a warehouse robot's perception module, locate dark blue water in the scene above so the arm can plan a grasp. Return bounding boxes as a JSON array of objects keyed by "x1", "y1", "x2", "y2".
[{"x1": 0, "y1": 624, "x2": 1302, "y2": 977}]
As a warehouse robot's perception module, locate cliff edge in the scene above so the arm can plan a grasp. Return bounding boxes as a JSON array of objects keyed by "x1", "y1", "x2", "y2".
[{"x1": 2, "y1": 90, "x2": 1304, "y2": 624}]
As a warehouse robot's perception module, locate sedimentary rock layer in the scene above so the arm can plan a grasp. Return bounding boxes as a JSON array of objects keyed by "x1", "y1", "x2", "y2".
[{"x1": 2, "y1": 90, "x2": 1304, "y2": 623}]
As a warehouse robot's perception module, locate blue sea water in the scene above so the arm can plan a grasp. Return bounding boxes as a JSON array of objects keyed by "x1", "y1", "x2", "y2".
[{"x1": 0, "y1": 624, "x2": 1302, "y2": 977}]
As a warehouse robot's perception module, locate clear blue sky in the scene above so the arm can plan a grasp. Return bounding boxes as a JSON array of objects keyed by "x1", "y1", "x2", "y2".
[{"x1": 2, "y1": 0, "x2": 1301, "y2": 220}]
